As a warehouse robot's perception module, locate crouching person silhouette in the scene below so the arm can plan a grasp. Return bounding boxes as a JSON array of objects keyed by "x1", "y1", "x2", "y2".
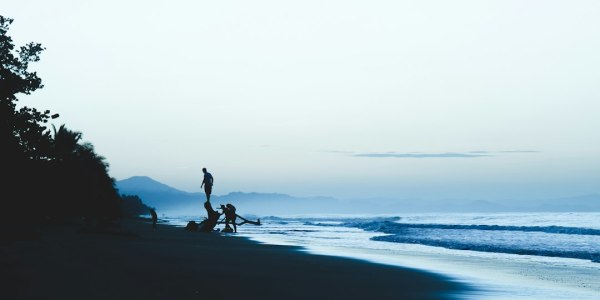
[{"x1": 220, "y1": 203, "x2": 237, "y2": 233}]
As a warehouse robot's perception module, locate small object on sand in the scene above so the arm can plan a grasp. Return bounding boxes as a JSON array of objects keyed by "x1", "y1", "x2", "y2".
[{"x1": 185, "y1": 221, "x2": 199, "y2": 231}]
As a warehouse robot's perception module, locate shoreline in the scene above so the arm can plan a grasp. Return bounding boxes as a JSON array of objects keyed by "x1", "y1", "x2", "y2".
[
  {"x1": 234, "y1": 214, "x2": 600, "y2": 300},
  {"x1": 1, "y1": 218, "x2": 469, "y2": 299}
]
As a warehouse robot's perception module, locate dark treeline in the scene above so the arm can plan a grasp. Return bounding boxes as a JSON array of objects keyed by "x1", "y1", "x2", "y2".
[
  {"x1": 121, "y1": 194, "x2": 153, "y2": 217},
  {"x1": 1, "y1": 16, "x2": 148, "y2": 229}
]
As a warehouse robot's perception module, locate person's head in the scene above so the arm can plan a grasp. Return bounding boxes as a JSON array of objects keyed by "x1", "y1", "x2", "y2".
[{"x1": 202, "y1": 167, "x2": 207, "y2": 173}]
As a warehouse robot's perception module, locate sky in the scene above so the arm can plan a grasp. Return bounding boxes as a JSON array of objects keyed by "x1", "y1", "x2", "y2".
[{"x1": 5, "y1": 1, "x2": 600, "y2": 201}]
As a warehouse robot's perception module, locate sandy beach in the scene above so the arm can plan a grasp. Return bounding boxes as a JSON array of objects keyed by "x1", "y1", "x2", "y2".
[{"x1": 1, "y1": 219, "x2": 466, "y2": 300}]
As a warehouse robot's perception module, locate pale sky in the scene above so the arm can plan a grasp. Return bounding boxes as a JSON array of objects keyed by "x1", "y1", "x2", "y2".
[{"x1": 5, "y1": 1, "x2": 600, "y2": 200}]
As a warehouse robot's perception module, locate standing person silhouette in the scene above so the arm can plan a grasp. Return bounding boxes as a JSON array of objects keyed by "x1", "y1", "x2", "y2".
[
  {"x1": 150, "y1": 208, "x2": 158, "y2": 229},
  {"x1": 201, "y1": 168, "x2": 214, "y2": 202}
]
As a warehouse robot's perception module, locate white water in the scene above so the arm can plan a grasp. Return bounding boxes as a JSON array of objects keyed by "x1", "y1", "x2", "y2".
[{"x1": 165, "y1": 212, "x2": 600, "y2": 299}]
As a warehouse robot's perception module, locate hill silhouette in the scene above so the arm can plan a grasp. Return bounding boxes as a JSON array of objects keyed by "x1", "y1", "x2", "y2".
[
  {"x1": 116, "y1": 176, "x2": 201, "y2": 210},
  {"x1": 117, "y1": 176, "x2": 188, "y2": 193}
]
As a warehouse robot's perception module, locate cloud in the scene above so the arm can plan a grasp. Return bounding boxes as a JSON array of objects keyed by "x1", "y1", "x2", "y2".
[
  {"x1": 497, "y1": 150, "x2": 540, "y2": 153},
  {"x1": 353, "y1": 152, "x2": 491, "y2": 158},
  {"x1": 320, "y1": 150, "x2": 355, "y2": 154},
  {"x1": 327, "y1": 150, "x2": 542, "y2": 158}
]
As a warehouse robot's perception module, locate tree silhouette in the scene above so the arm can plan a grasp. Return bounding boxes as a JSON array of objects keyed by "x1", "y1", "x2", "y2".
[
  {"x1": 1, "y1": 15, "x2": 141, "y2": 228},
  {"x1": 1, "y1": 15, "x2": 57, "y2": 223},
  {"x1": 121, "y1": 194, "x2": 153, "y2": 217},
  {"x1": 1, "y1": 16, "x2": 57, "y2": 162},
  {"x1": 47, "y1": 125, "x2": 122, "y2": 221},
  {"x1": 51, "y1": 124, "x2": 82, "y2": 161}
]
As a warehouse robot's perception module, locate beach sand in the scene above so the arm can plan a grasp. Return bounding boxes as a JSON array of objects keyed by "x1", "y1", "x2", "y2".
[{"x1": 1, "y1": 219, "x2": 466, "y2": 300}]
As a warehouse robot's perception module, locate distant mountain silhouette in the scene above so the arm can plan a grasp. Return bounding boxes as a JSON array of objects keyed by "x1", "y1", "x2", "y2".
[
  {"x1": 116, "y1": 176, "x2": 202, "y2": 210},
  {"x1": 116, "y1": 176, "x2": 600, "y2": 216},
  {"x1": 117, "y1": 176, "x2": 189, "y2": 194}
]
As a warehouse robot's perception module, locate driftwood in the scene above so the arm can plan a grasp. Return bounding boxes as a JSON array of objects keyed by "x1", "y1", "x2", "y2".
[
  {"x1": 234, "y1": 214, "x2": 261, "y2": 226},
  {"x1": 197, "y1": 201, "x2": 221, "y2": 232},
  {"x1": 216, "y1": 214, "x2": 261, "y2": 226},
  {"x1": 193, "y1": 201, "x2": 260, "y2": 232}
]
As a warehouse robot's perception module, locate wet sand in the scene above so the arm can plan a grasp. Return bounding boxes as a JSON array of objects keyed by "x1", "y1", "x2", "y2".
[{"x1": 1, "y1": 219, "x2": 467, "y2": 299}]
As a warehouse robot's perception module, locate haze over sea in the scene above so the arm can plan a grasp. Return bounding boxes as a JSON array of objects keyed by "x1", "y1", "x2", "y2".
[{"x1": 119, "y1": 175, "x2": 600, "y2": 298}]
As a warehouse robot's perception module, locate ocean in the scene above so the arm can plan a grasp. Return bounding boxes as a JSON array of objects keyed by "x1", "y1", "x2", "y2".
[{"x1": 164, "y1": 212, "x2": 600, "y2": 299}]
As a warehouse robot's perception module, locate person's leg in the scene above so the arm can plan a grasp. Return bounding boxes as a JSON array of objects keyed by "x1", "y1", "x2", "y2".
[{"x1": 204, "y1": 185, "x2": 212, "y2": 201}]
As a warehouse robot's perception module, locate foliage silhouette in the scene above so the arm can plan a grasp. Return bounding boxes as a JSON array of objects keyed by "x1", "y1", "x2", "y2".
[
  {"x1": 121, "y1": 194, "x2": 153, "y2": 218},
  {"x1": 1, "y1": 15, "x2": 142, "y2": 230}
]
